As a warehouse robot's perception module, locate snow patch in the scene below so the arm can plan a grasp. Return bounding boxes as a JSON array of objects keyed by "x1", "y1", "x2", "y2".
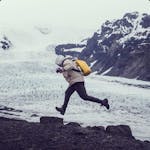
[
  {"x1": 63, "y1": 47, "x2": 84, "y2": 53},
  {"x1": 90, "y1": 60, "x2": 97, "y2": 67},
  {"x1": 101, "y1": 67, "x2": 113, "y2": 75}
]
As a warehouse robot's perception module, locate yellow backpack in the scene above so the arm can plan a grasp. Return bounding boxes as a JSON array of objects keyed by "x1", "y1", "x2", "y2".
[{"x1": 75, "y1": 59, "x2": 92, "y2": 76}]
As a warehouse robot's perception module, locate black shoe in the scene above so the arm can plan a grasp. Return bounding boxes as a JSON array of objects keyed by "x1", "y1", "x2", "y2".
[
  {"x1": 55, "y1": 107, "x2": 65, "y2": 115},
  {"x1": 101, "y1": 99, "x2": 110, "y2": 110}
]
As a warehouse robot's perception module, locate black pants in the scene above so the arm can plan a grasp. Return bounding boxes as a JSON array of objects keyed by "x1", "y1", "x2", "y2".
[{"x1": 62, "y1": 82, "x2": 102, "y2": 112}]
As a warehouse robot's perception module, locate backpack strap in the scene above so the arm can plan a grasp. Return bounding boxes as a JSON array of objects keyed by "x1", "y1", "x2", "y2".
[{"x1": 72, "y1": 68, "x2": 81, "y2": 73}]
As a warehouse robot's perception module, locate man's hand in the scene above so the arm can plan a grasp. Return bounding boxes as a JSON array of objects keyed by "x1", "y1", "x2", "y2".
[{"x1": 56, "y1": 68, "x2": 63, "y2": 73}]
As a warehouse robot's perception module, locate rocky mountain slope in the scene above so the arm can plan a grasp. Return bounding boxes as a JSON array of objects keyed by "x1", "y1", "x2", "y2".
[
  {"x1": 0, "y1": 116, "x2": 150, "y2": 150},
  {"x1": 55, "y1": 12, "x2": 150, "y2": 81},
  {"x1": 0, "y1": 35, "x2": 12, "y2": 50}
]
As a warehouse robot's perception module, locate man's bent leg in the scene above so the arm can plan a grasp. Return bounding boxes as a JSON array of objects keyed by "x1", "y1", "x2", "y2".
[
  {"x1": 75, "y1": 82, "x2": 102, "y2": 103},
  {"x1": 75, "y1": 82, "x2": 109, "y2": 109}
]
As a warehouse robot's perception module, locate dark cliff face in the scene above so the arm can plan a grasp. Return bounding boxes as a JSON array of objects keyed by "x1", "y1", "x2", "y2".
[
  {"x1": 0, "y1": 36, "x2": 12, "y2": 50},
  {"x1": 55, "y1": 12, "x2": 150, "y2": 81},
  {"x1": 55, "y1": 43, "x2": 86, "y2": 57}
]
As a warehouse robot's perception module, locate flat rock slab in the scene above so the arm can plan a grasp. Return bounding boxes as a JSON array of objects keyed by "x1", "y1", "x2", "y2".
[{"x1": 40, "y1": 116, "x2": 63, "y2": 125}]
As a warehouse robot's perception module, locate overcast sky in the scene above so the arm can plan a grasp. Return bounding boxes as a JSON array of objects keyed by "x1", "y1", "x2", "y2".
[{"x1": 0, "y1": 0, "x2": 150, "y2": 30}]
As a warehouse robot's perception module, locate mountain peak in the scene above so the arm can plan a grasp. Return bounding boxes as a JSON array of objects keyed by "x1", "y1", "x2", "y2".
[{"x1": 123, "y1": 12, "x2": 139, "y2": 20}]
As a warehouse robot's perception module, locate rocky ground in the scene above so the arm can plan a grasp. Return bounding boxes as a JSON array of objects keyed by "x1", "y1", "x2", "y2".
[{"x1": 0, "y1": 116, "x2": 150, "y2": 150}]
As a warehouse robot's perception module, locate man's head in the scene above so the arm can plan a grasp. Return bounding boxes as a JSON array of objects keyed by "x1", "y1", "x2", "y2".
[{"x1": 55, "y1": 55, "x2": 65, "y2": 66}]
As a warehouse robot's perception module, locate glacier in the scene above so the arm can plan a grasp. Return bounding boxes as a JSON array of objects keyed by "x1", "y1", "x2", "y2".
[{"x1": 0, "y1": 27, "x2": 150, "y2": 142}]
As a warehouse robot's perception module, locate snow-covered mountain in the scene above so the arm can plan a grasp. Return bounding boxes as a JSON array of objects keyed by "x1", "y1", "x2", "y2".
[{"x1": 56, "y1": 12, "x2": 150, "y2": 81}]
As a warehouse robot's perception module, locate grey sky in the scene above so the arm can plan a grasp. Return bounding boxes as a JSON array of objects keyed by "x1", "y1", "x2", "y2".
[{"x1": 0, "y1": 0, "x2": 150, "y2": 30}]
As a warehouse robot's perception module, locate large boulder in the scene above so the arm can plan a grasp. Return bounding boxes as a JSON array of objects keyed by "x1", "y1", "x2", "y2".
[{"x1": 106, "y1": 125, "x2": 133, "y2": 138}]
